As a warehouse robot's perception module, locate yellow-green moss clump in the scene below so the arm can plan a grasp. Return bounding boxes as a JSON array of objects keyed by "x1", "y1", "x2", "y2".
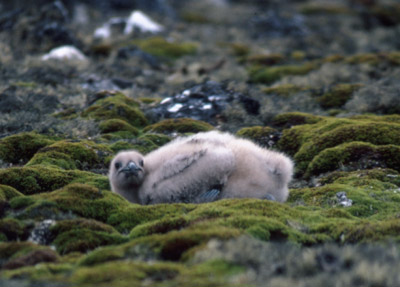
[
  {"x1": 133, "y1": 37, "x2": 198, "y2": 59},
  {"x1": 99, "y1": 119, "x2": 139, "y2": 135},
  {"x1": 51, "y1": 219, "x2": 127, "y2": 254},
  {"x1": 263, "y1": 84, "x2": 307, "y2": 97},
  {"x1": 0, "y1": 218, "x2": 29, "y2": 241},
  {"x1": 82, "y1": 92, "x2": 148, "y2": 128},
  {"x1": 272, "y1": 112, "x2": 322, "y2": 129},
  {"x1": 236, "y1": 126, "x2": 278, "y2": 147},
  {"x1": 247, "y1": 54, "x2": 285, "y2": 66},
  {"x1": 0, "y1": 185, "x2": 23, "y2": 202},
  {"x1": 317, "y1": 83, "x2": 363, "y2": 109},
  {"x1": 26, "y1": 140, "x2": 112, "y2": 170},
  {"x1": 0, "y1": 165, "x2": 109, "y2": 195},
  {"x1": 0, "y1": 132, "x2": 56, "y2": 164},
  {"x1": 275, "y1": 113, "x2": 400, "y2": 176},
  {"x1": 248, "y1": 62, "x2": 318, "y2": 84},
  {"x1": 143, "y1": 118, "x2": 214, "y2": 134}
]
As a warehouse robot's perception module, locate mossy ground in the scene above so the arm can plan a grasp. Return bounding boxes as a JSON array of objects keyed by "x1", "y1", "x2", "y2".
[
  {"x1": 1, "y1": 110, "x2": 400, "y2": 286},
  {"x1": 2, "y1": 1, "x2": 400, "y2": 286}
]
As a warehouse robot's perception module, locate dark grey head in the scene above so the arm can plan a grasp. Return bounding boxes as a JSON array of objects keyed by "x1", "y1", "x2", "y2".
[{"x1": 109, "y1": 151, "x2": 145, "y2": 203}]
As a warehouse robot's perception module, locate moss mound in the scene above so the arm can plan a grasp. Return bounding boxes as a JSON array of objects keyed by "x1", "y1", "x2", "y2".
[
  {"x1": 133, "y1": 37, "x2": 198, "y2": 59},
  {"x1": 82, "y1": 92, "x2": 148, "y2": 128},
  {"x1": 0, "y1": 165, "x2": 109, "y2": 195},
  {"x1": 236, "y1": 126, "x2": 278, "y2": 147},
  {"x1": 0, "y1": 132, "x2": 55, "y2": 164},
  {"x1": 26, "y1": 140, "x2": 112, "y2": 170}
]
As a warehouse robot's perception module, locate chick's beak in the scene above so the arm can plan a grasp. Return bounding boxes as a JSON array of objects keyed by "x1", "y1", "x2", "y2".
[{"x1": 119, "y1": 161, "x2": 141, "y2": 175}]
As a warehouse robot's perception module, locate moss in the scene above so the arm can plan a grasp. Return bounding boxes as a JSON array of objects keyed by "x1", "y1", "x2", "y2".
[
  {"x1": 53, "y1": 229, "x2": 127, "y2": 255},
  {"x1": 0, "y1": 132, "x2": 55, "y2": 164},
  {"x1": 27, "y1": 183, "x2": 128, "y2": 223},
  {"x1": 0, "y1": 218, "x2": 29, "y2": 241},
  {"x1": 72, "y1": 261, "x2": 182, "y2": 285},
  {"x1": 0, "y1": 165, "x2": 109, "y2": 195},
  {"x1": 272, "y1": 112, "x2": 322, "y2": 128},
  {"x1": 82, "y1": 92, "x2": 148, "y2": 128},
  {"x1": 181, "y1": 11, "x2": 210, "y2": 23},
  {"x1": 0, "y1": 185, "x2": 23, "y2": 201},
  {"x1": 306, "y1": 142, "x2": 400, "y2": 176},
  {"x1": 248, "y1": 62, "x2": 318, "y2": 84},
  {"x1": 11, "y1": 81, "x2": 38, "y2": 88},
  {"x1": 0, "y1": 241, "x2": 49, "y2": 264},
  {"x1": 230, "y1": 43, "x2": 250, "y2": 57},
  {"x1": 263, "y1": 84, "x2": 306, "y2": 97},
  {"x1": 236, "y1": 126, "x2": 278, "y2": 147},
  {"x1": 107, "y1": 203, "x2": 196, "y2": 234},
  {"x1": 133, "y1": 37, "x2": 198, "y2": 59},
  {"x1": 3, "y1": 249, "x2": 59, "y2": 270},
  {"x1": 109, "y1": 141, "x2": 137, "y2": 153},
  {"x1": 291, "y1": 51, "x2": 306, "y2": 61},
  {"x1": 247, "y1": 53, "x2": 285, "y2": 65},
  {"x1": 139, "y1": 133, "x2": 172, "y2": 147},
  {"x1": 295, "y1": 121, "x2": 400, "y2": 175},
  {"x1": 317, "y1": 83, "x2": 363, "y2": 109},
  {"x1": 99, "y1": 119, "x2": 139, "y2": 135},
  {"x1": 26, "y1": 140, "x2": 112, "y2": 170},
  {"x1": 143, "y1": 118, "x2": 214, "y2": 134}
]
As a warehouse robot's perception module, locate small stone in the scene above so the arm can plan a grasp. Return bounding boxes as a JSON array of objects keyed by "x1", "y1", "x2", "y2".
[
  {"x1": 124, "y1": 10, "x2": 164, "y2": 34},
  {"x1": 42, "y1": 45, "x2": 87, "y2": 62},
  {"x1": 28, "y1": 219, "x2": 56, "y2": 245},
  {"x1": 336, "y1": 192, "x2": 353, "y2": 207}
]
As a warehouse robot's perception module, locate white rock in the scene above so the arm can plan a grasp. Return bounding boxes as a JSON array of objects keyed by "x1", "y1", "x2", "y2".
[
  {"x1": 42, "y1": 46, "x2": 87, "y2": 61},
  {"x1": 124, "y1": 10, "x2": 163, "y2": 34},
  {"x1": 94, "y1": 25, "x2": 111, "y2": 39},
  {"x1": 168, "y1": 103, "x2": 183, "y2": 113}
]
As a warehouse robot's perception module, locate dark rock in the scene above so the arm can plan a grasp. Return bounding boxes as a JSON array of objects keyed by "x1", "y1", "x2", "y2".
[
  {"x1": 117, "y1": 46, "x2": 161, "y2": 69},
  {"x1": 250, "y1": 9, "x2": 308, "y2": 38},
  {"x1": 28, "y1": 219, "x2": 56, "y2": 245},
  {"x1": 239, "y1": 95, "x2": 260, "y2": 115},
  {"x1": 148, "y1": 81, "x2": 236, "y2": 124}
]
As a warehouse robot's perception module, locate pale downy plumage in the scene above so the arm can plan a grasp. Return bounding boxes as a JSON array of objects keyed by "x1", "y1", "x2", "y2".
[{"x1": 109, "y1": 131, "x2": 293, "y2": 204}]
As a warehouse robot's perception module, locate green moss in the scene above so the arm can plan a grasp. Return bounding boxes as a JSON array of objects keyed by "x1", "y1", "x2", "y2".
[
  {"x1": 0, "y1": 165, "x2": 109, "y2": 195},
  {"x1": 272, "y1": 112, "x2": 322, "y2": 128},
  {"x1": 0, "y1": 241, "x2": 49, "y2": 263},
  {"x1": 0, "y1": 185, "x2": 23, "y2": 201},
  {"x1": 26, "y1": 140, "x2": 112, "y2": 170},
  {"x1": 72, "y1": 261, "x2": 182, "y2": 285},
  {"x1": 82, "y1": 92, "x2": 148, "y2": 128},
  {"x1": 295, "y1": 122, "x2": 400, "y2": 175},
  {"x1": 143, "y1": 118, "x2": 214, "y2": 134},
  {"x1": 230, "y1": 43, "x2": 250, "y2": 57},
  {"x1": 248, "y1": 62, "x2": 318, "y2": 84},
  {"x1": 236, "y1": 126, "x2": 278, "y2": 147},
  {"x1": 0, "y1": 132, "x2": 55, "y2": 164},
  {"x1": 247, "y1": 53, "x2": 285, "y2": 65},
  {"x1": 263, "y1": 84, "x2": 306, "y2": 97},
  {"x1": 99, "y1": 119, "x2": 139, "y2": 135},
  {"x1": 109, "y1": 141, "x2": 137, "y2": 153},
  {"x1": 53, "y1": 229, "x2": 127, "y2": 255},
  {"x1": 31, "y1": 183, "x2": 128, "y2": 222},
  {"x1": 133, "y1": 37, "x2": 198, "y2": 59},
  {"x1": 139, "y1": 133, "x2": 172, "y2": 147},
  {"x1": 0, "y1": 218, "x2": 29, "y2": 241},
  {"x1": 181, "y1": 11, "x2": 210, "y2": 23},
  {"x1": 306, "y1": 142, "x2": 400, "y2": 176},
  {"x1": 11, "y1": 81, "x2": 38, "y2": 88},
  {"x1": 317, "y1": 83, "x2": 363, "y2": 109}
]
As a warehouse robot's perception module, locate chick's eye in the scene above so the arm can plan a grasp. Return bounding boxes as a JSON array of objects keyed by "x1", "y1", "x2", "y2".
[
  {"x1": 139, "y1": 160, "x2": 144, "y2": 167},
  {"x1": 114, "y1": 162, "x2": 121, "y2": 169}
]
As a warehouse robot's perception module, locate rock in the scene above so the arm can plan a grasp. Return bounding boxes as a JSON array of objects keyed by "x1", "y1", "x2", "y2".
[
  {"x1": 148, "y1": 81, "x2": 236, "y2": 124},
  {"x1": 124, "y1": 10, "x2": 164, "y2": 34},
  {"x1": 336, "y1": 192, "x2": 353, "y2": 207},
  {"x1": 28, "y1": 219, "x2": 56, "y2": 245},
  {"x1": 42, "y1": 45, "x2": 87, "y2": 62}
]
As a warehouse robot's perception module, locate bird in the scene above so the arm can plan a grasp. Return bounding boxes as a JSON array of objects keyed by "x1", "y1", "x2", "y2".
[{"x1": 109, "y1": 131, "x2": 293, "y2": 204}]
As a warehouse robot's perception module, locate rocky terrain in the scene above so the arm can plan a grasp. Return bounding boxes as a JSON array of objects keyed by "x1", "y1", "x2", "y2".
[{"x1": 1, "y1": 0, "x2": 400, "y2": 286}]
